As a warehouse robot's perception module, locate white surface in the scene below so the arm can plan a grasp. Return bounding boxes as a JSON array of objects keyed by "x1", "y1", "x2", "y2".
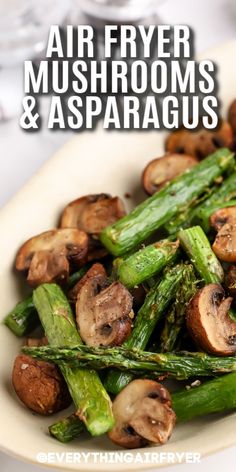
[{"x1": 0, "y1": 0, "x2": 236, "y2": 470}]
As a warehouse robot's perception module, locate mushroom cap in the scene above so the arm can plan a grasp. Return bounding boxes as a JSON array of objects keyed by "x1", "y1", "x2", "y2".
[
  {"x1": 12, "y1": 354, "x2": 71, "y2": 415},
  {"x1": 76, "y1": 277, "x2": 133, "y2": 347},
  {"x1": 212, "y1": 222, "x2": 236, "y2": 262},
  {"x1": 186, "y1": 284, "x2": 236, "y2": 355},
  {"x1": 15, "y1": 229, "x2": 88, "y2": 286},
  {"x1": 165, "y1": 121, "x2": 233, "y2": 160},
  {"x1": 142, "y1": 154, "x2": 197, "y2": 195},
  {"x1": 210, "y1": 206, "x2": 236, "y2": 231},
  {"x1": 108, "y1": 379, "x2": 176, "y2": 448},
  {"x1": 60, "y1": 194, "x2": 126, "y2": 235},
  {"x1": 68, "y1": 263, "x2": 107, "y2": 304}
]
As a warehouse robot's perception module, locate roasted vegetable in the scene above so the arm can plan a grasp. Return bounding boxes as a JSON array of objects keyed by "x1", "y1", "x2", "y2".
[
  {"x1": 108, "y1": 379, "x2": 176, "y2": 448},
  {"x1": 23, "y1": 344, "x2": 236, "y2": 380},
  {"x1": 12, "y1": 354, "x2": 71, "y2": 415},
  {"x1": 103, "y1": 264, "x2": 191, "y2": 393},
  {"x1": 4, "y1": 296, "x2": 39, "y2": 337},
  {"x1": 142, "y1": 154, "x2": 197, "y2": 195},
  {"x1": 186, "y1": 284, "x2": 236, "y2": 355},
  {"x1": 178, "y1": 226, "x2": 224, "y2": 284},
  {"x1": 100, "y1": 149, "x2": 234, "y2": 256},
  {"x1": 117, "y1": 239, "x2": 180, "y2": 288},
  {"x1": 16, "y1": 229, "x2": 88, "y2": 286},
  {"x1": 32, "y1": 283, "x2": 114, "y2": 436}
]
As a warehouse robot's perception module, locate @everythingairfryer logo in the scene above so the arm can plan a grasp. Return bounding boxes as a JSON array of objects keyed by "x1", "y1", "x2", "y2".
[{"x1": 36, "y1": 451, "x2": 201, "y2": 464}]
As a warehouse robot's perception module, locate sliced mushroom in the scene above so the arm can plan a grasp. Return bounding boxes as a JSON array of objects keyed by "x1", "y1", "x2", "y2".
[
  {"x1": 76, "y1": 277, "x2": 133, "y2": 347},
  {"x1": 186, "y1": 284, "x2": 236, "y2": 355},
  {"x1": 228, "y1": 100, "x2": 236, "y2": 135},
  {"x1": 212, "y1": 222, "x2": 236, "y2": 262},
  {"x1": 60, "y1": 194, "x2": 126, "y2": 234},
  {"x1": 210, "y1": 206, "x2": 236, "y2": 231},
  {"x1": 15, "y1": 229, "x2": 88, "y2": 287},
  {"x1": 225, "y1": 265, "x2": 236, "y2": 298},
  {"x1": 166, "y1": 121, "x2": 233, "y2": 160},
  {"x1": 68, "y1": 263, "x2": 107, "y2": 304},
  {"x1": 108, "y1": 379, "x2": 176, "y2": 448},
  {"x1": 210, "y1": 207, "x2": 236, "y2": 262},
  {"x1": 142, "y1": 154, "x2": 198, "y2": 195},
  {"x1": 12, "y1": 354, "x2": 71, "y2": 415}
]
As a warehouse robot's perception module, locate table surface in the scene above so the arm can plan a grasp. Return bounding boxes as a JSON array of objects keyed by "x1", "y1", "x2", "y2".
[{"x1": 1, "y1": 0, "x2": 236, "y2": 470}]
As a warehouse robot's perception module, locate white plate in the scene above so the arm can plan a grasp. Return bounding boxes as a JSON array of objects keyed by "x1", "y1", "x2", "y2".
[{"x1": 0, "y1": 39, "x2": 236, "y2": 471}]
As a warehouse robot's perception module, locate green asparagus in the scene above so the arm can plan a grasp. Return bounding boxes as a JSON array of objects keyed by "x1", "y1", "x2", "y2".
[
  {"x1": 165, "y1": 170, "x2": 236, "y2": 235},
  {"x1": 3, "y1": 268, "x2": 91, "y2": 337},
  {"x1": 178, "y1": 226, "x2": 224, "y2": 284},
  {"x1": 100, "y1": 149, "x2": 234, "y2": 256},
  {"x1": 159, "y1": 265, "x2": 197, "y2": 352},
  {"x1": 49, "y1": 371, "x2": 236, "y2": 442},
  {"x1": 3, "y1": 296, "x2": 39, "y2": 337},
  {"x1": 173, "y1": 372, "x2": 236, "y2": 422},
  {"x1": 105, "y1": 264, "x2": 193, "y2": 393},
  {"x1": 23, "y1": 344, "x2": 236, "y2": 380},
  {"x1": 49, "y1": 414, "x2": 85, "y2": 442},
  {"x1": 192, "y1": 171, "x2": 236, "y2": 227},
  {"x1": 117, "y1": 240, "x2": 180, "y2": 288},
  {"x1": 33, "y1": 284, "x2": 114, "y2": 436},
  {"x1": 194, "y1": 200, "x2": 236, "y2": 233}
]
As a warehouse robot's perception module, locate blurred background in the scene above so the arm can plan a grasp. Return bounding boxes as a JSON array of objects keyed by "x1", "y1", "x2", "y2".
[
  {"x1": 0, "y1": 0, "x2": 236, "y2": 208},
  {"x1": 0, "y1": 1, "x2": 236, "y2": 471}
]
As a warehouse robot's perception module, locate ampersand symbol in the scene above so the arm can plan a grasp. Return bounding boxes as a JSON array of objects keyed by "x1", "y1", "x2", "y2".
[{"x1": 20, "y1": 96, "x2": 40, "y2": 129}]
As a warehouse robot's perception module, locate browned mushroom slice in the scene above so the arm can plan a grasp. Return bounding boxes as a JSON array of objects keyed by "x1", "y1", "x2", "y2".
[
  {"x1": 108, "y1": 379, "x2": 176, "y2": 448},
  {"x1": 142, "y1": 154, "x2": 198, "y2": 195},
  {"x1": 60, "y1": 194, "x2": 126, "y2": 234},
  {"x1": 228, "y1": 100, "x2": 236, "y2": 135},
  {"x1": 15, "y1": 229, "x2": 88, "y2": 287},
  {"x1": 210, "y1": 206, "x2": 236, "y2": 231},
  {"x1": 68, "y1": 263, "x2": 107, "y2": 303},
  {"x1": 76, "y1": 278, "x2": 133, "y2": 347},
  {"x1": 12, "y1": 354, "x2": 71, "y2": 415},
  {"x1": 212, "y1": 222, "x2": 236, "y2": 262},
  {"x1": 225, "y1": 265, "x2": 236, "y2": 298},
  {"x1": 186, "y1": 284, "x2": 236, "y2": 355},
  {"x1": 166, "y1": 121, "x2": 233, "y2": 160},
  {"x1": 27, "y1": 248, "x2": 69, "y2": 287}
]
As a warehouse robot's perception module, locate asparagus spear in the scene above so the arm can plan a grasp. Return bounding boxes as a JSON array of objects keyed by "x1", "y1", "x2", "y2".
[
  {"x1": 100, "y1": 149, "x2": 234, "y2": 256},
  {"x1": 49, "y1": 414, "x2": 85, "y2": 442},
  {"x1": 194, "y1": 200, "x2": 236, "y2": 233},
  {"x1": 159, "y1": 265, "x2": 197, "y2": 352},
  {"x1": 173, "y1": 372, "x2": 236, "y2": 422},
  {"x1": 191, "y1": 171, "x2": 236, "y2": 228},
  {"x1": 3, "y1": 296, "x2": 39, "y2": 337},
  {"x1": 105, "y1": 264, "x2": 191, "y2": 393},
  {"x1": 49, "y1": 371, "x2": 236, "y2": 442},
  {"x1": 3, "y1": 268, "x2": 90, "y2": 337},
  {"x1": 23, "y1": 344, "x2": 236, "y2": 379},
  {"x1": 33, "y1": 284, "x2": 114, "y2": 436},
  {"x1": 165, "y1": 171, "x2": 236, "y2": 235},
  {"x1": 117, "y1": 239, "x2": 180, "y2": 288},
  {"x1": 178, "y1": 226, "x2": 224, "y2": 284}
]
